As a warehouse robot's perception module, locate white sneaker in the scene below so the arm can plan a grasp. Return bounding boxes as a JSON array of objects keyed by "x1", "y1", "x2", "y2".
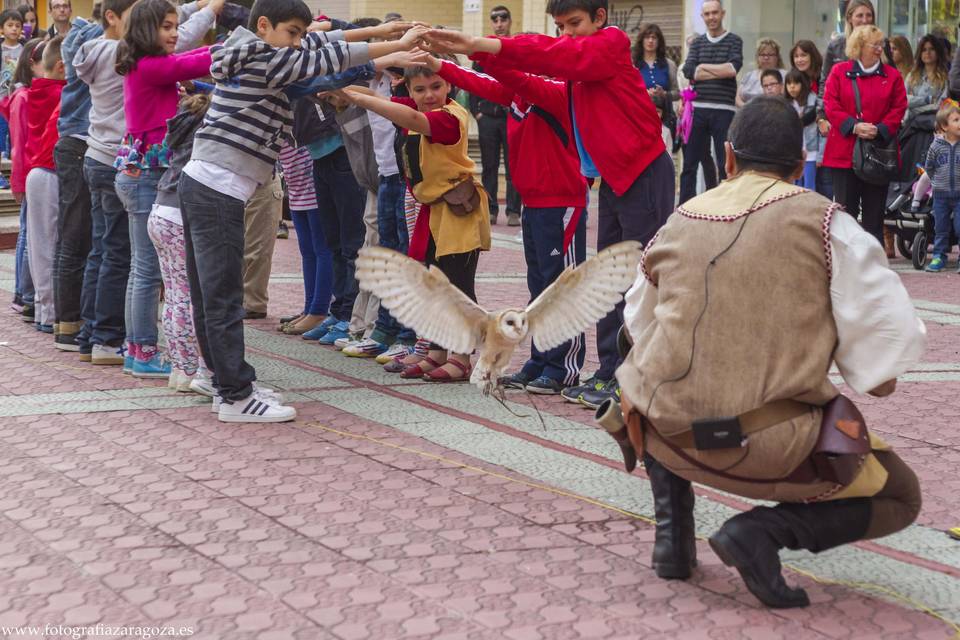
[
  {"x1": 343, "y1": 337, "x2": 389, "y2": 358},
  {"x1": 211, "y1": 383, "x2": 281, "y2": 413},
  {"x1": 168, "y1": 368, "x2": 193, "y2": 392},
  {"x1": 217, "y1": 388, "x2": 296, "y2": 423},
  {"x1": 334, "y1": 334, "x2": 363, "y2": 350},
  {"x1": 375, "y1": 342, "x2": 412, "y2": 364},
  {"x1": 91, "y1": 344, "x2": 125, "y2": 365},
  {"x1": 189, "y1": 368, "x2": 217, "y2": 397}
]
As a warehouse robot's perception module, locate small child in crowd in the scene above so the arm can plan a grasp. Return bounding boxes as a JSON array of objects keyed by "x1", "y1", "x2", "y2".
[
  {"x1": 148, "y1": 92, "x2": 215, "y2": 394},
  {"x1": 923, "y1": 102, "x2": 960, "y2": 273},
  {"x1": 0, "y1": 8, "x2": 23, "y2": 173},
  {"x1": 1, "y1": 37, "x2": 43, "y2": 317},
  {"x1": 415, "y1": 49, "x2": 588, "y2": 394},
  {"x1": 784, "y1": 68, "x2": 818, "y2": 189},
  {"x1": 338, "y1": 59, "x2": 492, "y2": 383},
  {"x1": 24, "y1": 36, "x2": 66, "y2": 332}
]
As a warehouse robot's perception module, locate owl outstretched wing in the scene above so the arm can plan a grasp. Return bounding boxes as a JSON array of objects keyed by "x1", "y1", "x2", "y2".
[
  {"x1": 526, "y1": 241, "x2": 644, "y2": 352},
  {"x1": 355, "y1": 247, "x2": 489, "y2": 354}
]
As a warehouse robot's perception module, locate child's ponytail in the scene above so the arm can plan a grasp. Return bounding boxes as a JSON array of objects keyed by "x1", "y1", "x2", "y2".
[{"x1": 115, "y1": 0, "x2": 176, "y2": 76}]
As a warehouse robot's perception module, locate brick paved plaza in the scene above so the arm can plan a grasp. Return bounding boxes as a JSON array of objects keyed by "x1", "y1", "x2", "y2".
[{"x1": 1, "y1": 217, "x2": 959, "y2": 639}]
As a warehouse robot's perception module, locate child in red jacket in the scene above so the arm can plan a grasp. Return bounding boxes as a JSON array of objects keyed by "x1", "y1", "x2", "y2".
[
  {"x1": 24, "y1": 35, "x2": 65, "y2": 332},
  {"x1": 425, "y1": 0, "x2": 675, "y2": 405},
  {"x1": 422, "y1": 53, "x2": 589, "y2": 394}
]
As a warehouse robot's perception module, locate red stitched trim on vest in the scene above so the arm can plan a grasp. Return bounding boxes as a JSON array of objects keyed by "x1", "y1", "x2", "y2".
[
  {"x1": 822, "y1": 202, "x2": 841, "y2": 283},
  {"x1": 675, "y1": 188, "x2": 807, "y2": 222},
  {"x1": 640, "y1": 229, "x2": 663, "y2": 286}
]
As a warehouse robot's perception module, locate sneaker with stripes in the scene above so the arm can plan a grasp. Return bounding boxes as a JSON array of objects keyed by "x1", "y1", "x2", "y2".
[
  {"x1": 375, "y1": 342, "x2": 413, "y2": 364},
  {"x1": 217, "y1": 387, "x2": 296, "y2": 423},
  {"x1": 211, "y1": 384, "x2": 282, "y2": 413}
]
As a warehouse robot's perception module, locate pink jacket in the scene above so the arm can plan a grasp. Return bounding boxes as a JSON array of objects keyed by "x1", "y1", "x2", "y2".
[
  {"x1": 122, "y1": 47, "x2": 211, "y2": 148},
  {"x1": 0, "y1": 86, "x2": 30, "y2": 194}
]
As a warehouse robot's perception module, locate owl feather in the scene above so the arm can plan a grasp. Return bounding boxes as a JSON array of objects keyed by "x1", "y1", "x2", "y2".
[{"x1": 355, "y1": 241, "x2": 644, "y2": 394}]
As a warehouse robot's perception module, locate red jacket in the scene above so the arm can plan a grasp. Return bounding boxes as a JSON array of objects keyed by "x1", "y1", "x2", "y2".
[
  {"x1": 493, "y1": 27, "x2": 665, "y2": 196},
  {"x1": 26, "y1": 77, "x2": 65, "y2": 172},
  {"x1": 439, "y1": 58, "x2": 586, "y2": 208},
  {"x1": 822, "y1": 60, "x2": 907, "y2": 169},
  {"x1": 0, "y1": 87, "x2": 30, "y2": 194}
]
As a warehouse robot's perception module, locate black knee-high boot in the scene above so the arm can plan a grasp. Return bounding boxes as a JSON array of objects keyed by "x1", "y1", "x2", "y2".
[
  {"x1": 709, "y1": 498, "x2": 872, "y2": 608},
  {"x1": 644, "y1": 453, "x2": 697, "y2": 579}
]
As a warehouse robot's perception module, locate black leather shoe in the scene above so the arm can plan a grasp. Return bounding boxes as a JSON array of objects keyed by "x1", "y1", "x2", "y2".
[
  {"x1": 709, "y1": 510, "x2": 810, "y2": 608},
  {"x1": 644, "y1": 454, "x2": 697, "y2": 579},
  {"x1": 243, "y1": 309, "x2": 267, "y2": 320},
  {"x1": 709, "y1": 498, "x2": 872, "y2": 608}
]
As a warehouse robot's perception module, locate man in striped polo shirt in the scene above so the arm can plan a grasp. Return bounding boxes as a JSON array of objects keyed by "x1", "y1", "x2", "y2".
[{"x1": 679, "y1": 0, "x2": 743, "y2": 204}]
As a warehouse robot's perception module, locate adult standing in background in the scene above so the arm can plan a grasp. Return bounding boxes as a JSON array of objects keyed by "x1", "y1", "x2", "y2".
[
  {"x1": 823, "y1": 25, "x2": 906, "y2": 245},
  {"x1": 679, "y1": 0, "x2": 743, "y2": 204},
  {"x1": 905, "y1": 35, "x2": 948, "y2": 117},
  {"x1": 790, "y1": 40, "x2": 822, "y2": 93},
  {"x1": 45, "y1": 0, "x2": 71, "y2": 38},
  {"x1": 470, "y1": 5, "x2": 521, "y2": 226},
  {"x1": 736, "y1": 38, "x2": 787, "y2": 106},
  {"x1": 889, "y1": 35, "x2": 913, "y2": 80},
  {"x1": 633, "y1": 23, "x2": 678, "y2": 144}
]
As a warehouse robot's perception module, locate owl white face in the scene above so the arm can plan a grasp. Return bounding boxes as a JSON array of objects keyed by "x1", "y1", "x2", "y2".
[{"x1": 499, "y1": 310, "x2": 528, "y2": 341}]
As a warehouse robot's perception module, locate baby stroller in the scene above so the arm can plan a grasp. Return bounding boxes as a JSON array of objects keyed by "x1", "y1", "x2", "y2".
[
  {"x1": 885, "y1": 171, "x2": 934, "y2": 269},
  {"x1": 884, "y1": 108, "x2": 936, "y2": 269}
]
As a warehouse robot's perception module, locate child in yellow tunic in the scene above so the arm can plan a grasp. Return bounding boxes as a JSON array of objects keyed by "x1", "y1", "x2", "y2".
[{"x1": 340, "y1": 64, "x2": 491, "y2": 382}]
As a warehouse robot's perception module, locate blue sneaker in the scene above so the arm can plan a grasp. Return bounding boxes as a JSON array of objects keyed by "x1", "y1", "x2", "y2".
[
  {"x1": 302, "y1": 316, "x2": 338, "y2": 341},
  {"x1": 132, "y1": 352, "x2": 172, "y2": 379},
  {"x1": 925, "y1": 255, "x2": 947, "y2": 272},
  {"x1": 318, "y1": 320, "x2": 350, "y2": 345},
  {"x1": 0, "y1": 175, "x2": 10, "y2": 190},
  {"x1": 123, "y1": 355, "x2": 134, "y2": 374}
]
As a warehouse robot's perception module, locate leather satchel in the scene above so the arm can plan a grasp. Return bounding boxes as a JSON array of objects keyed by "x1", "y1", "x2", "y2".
[
  {"x1": 435, "y1": 179, "x2": 481, "y2": 217},
  {"x1": 810, "y1": 394, "x2": 870, "y2": 485},
  {"x1": 850, "y1": 77, "x2": 899, "y2": 185}
]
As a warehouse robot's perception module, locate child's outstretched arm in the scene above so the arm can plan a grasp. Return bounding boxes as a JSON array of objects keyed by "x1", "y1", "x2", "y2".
[
  {"x1": 433, "y1": 57, "x2": 513, "y2": 107},
  {"x1": 475, "y1": 53, "x2": 566, "y2": 116},
  {"x1": 424, "y1": 29, "x2": 618, "y2": 81},
  {"x1": 337, "y1": 86, "x2": 433, "y2": 136}
]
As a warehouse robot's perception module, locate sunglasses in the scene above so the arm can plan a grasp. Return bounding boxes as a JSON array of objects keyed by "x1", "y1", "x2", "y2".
[{"x1": 490, "y1": 12, "x2": 510, "y2": 21}]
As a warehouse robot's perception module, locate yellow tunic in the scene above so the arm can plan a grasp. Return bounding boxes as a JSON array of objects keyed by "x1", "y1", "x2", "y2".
[{"x1": 403, "y1": 100, "x2": 491, "y2": 258}]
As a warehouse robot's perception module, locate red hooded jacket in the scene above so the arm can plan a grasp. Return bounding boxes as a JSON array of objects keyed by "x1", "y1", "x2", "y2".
[
  {"x1": 438, "y1": 58, "x2": 586, "y2": 209},
  {"x1": 25, "y1": 77, "x2": 65, "y2": 173},
  {"x1": 493, "y1": 27, "x2": 665, "y2": 196},
  {"x1": 822, "y1": 60, "x2": 907, "y2": 169},
  {"x1": 0, "y1": 86, "x2": 30, "y2": 194}
]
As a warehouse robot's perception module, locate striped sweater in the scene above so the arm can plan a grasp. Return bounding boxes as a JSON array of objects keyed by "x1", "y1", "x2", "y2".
[
  {"x1": 190, "y1": 27, "x2": 370, "y2": 186},
  {"x1": 681, "y1": 31, "x2": 743, "y2": 108}
]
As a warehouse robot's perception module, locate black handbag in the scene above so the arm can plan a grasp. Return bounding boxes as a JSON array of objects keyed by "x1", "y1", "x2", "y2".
[{"x1": 850, "y1": 77, "x2": 899, "y2": 185}]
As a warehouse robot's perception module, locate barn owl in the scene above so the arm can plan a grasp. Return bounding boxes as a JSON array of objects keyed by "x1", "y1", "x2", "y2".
[{"x1": 354, "y1": 241, "x2": 644, "y2": 395}]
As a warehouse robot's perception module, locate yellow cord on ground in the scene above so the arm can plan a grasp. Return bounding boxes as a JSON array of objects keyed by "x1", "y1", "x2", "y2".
[{"x1": 307, "y1": 421, "x2": 960, "y2": 637}]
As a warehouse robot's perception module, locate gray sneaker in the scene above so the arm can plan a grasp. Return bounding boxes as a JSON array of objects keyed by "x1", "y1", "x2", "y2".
[{"x1": 560, "y1": 377, "x2": 608, "y2": 404}]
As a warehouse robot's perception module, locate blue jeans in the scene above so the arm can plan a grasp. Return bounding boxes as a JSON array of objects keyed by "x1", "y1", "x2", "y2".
[
  {"x1": 115, "y1": 168, "x2": 163, "y2": 347},
  {"x1": 290, "y1": 209, "x2": 333, "y2": 316},
  {"x1": 312, "y1": 147, "x2": 367, "y2": 322},
  {"x1": 84, "y1": 158, "x2": 129, "y2": 347},
  {"x1": 932, "y1": 191, "x2": 960, "y2": 257},
  {"x1": 14, "y1": 200, "x2": 34, "y2": 304},
  {"x1": 796, "y1": 160, "x2": 816, "y2": 190},
  {"x1": 179, "y1": 172, "x2": 256, "y2": 401},
  {"x1": 371, "y1": 173, "x2": 416, "y2": 345}
]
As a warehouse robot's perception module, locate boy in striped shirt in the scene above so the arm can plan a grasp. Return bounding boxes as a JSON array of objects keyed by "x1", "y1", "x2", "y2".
[{"x1": 179, "y1": 0, "x2": 424, "y2": 423}]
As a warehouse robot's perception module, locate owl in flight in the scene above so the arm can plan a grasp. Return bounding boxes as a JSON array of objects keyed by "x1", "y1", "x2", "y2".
[{"x1": 355, "y1": 241, "x2": 644, "y2": 396}]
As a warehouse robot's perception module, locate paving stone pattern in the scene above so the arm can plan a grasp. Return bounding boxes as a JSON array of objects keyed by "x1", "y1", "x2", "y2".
[{"x1": 0, "y1": 221, "x2": 958, "y2": 639}]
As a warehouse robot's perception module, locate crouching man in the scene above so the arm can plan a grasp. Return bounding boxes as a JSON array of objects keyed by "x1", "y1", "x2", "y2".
[{"x1": 615, "y1": 97, "x2": 925, "y2": 609}]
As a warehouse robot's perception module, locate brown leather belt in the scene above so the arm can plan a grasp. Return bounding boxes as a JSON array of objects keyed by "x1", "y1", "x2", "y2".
[
  {"x1": 649, "y1": 396, "x2": 869, "y2": 486},
  {"x1": 662, "y1": 399, "x2": 812, "y2": 450}
]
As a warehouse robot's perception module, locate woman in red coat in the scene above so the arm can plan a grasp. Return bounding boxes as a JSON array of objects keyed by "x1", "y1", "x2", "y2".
[{"x1": 823, "y1": 25, "x2": 907, "y2": 244}]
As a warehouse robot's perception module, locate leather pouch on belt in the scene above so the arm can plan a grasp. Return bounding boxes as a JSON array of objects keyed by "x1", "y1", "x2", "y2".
[
  {"x1": 437, "y1": 179, "x2": 481, "y2": 217},
  {"x1": 812, "y1": 394, "x2": 870, "y2": 485}
]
